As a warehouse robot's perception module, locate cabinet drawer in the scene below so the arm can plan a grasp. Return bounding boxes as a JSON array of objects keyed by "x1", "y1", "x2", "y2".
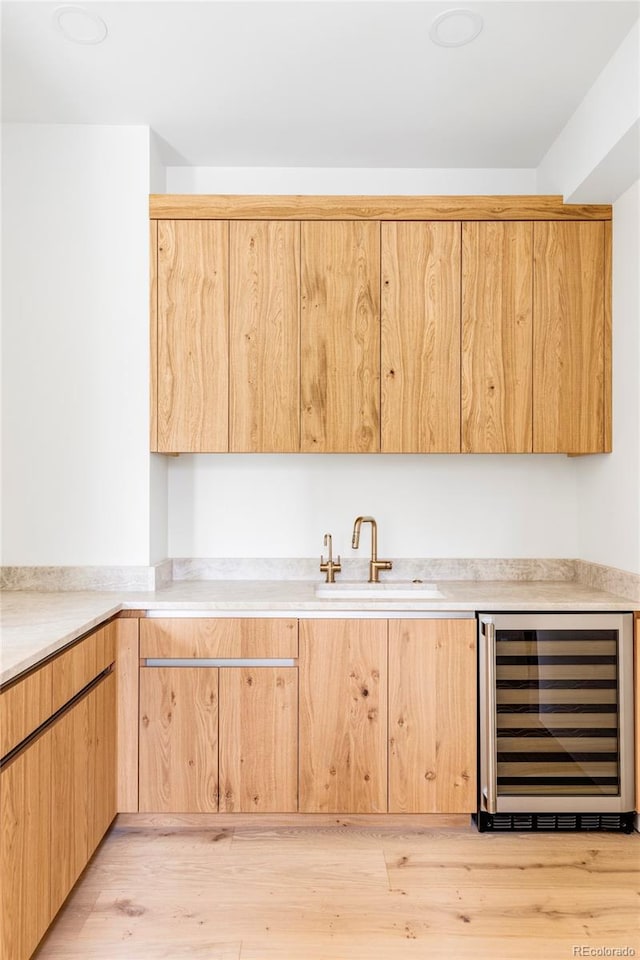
[
  {"x1": 51, "y1": 622, "x2": 117, "y2": 715},
  {"x1": 0, "y1": 662, "x2": 53, "y2": 758},
  {"x1": 140, "y1": 618, "x2": 298, "y2": 659}
]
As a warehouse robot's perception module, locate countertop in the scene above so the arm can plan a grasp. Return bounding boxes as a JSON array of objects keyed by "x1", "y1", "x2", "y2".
[{"x1": 1, "y1": 579, "x2": 636, "y2": 686}]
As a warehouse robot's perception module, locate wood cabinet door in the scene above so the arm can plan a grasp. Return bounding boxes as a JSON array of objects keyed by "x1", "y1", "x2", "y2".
[
  {"x1": 301, "y1": 221, "x2": 380, "y2": 452},
  {"x1": 389, "y1": 619, "x2": 476, "y2": 813},
  {"x1": 139, "y1": 667, "x2": 218, "y2": 812},
  {"x1": 89, "y1": 671, "x2": 117, "y2": 852},
  {"x1": 50, "y1": 690, "x2": 91, "y2": 915},
  {"x1": 462, "y1": 222, "x2": 533, "y2": 452},
  {"x1": 230, "y1": 221, "x2": 300, "y2": 451},
  {"x1": 0, "y1": 729, "x2": 51, "y2": 960},
  {"x1": 156, "y1": 219, "x2": 229, "y2": 452},
  {"x1": 381, "y1": 221, "x2": 461, "y2": 452},
  {"x1": 141, "y1": 617, "x2": 298, "y2": 659},
  {"x1": 299, "y1": 620, "x2": 387, "y2": 813},
  {"x1": 533, "y1": 221, "x2": 605, "y2": 453},
  {"x1": 219, "y1": 667, "x2": 298, "y2": 812}
]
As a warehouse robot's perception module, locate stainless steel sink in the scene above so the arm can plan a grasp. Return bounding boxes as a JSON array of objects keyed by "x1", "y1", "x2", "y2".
[{"x1": 314, "y1": 581, "x2": 443, "y2": 600}]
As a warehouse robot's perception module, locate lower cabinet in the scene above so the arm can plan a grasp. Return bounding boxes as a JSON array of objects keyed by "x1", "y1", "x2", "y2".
[
  {"x1": 1, "y1": 671, "x2": 116, "y2": 960},
  {"x1": 299, "y1": 618, "x2": 477, "y2": 814},
  {"x1": 299, "y1": 619, "x2": 388, "y2": 813},
  {"x1": 139, "y1": 665, "x2": 298, "y2": 813},
  {"x1": 219, "y1": 667, "x2": 298, "y2": 813},
  {"x1": 388, "y1": 619, "x2": 476, "y2": 813},
  {"x1": 137, "y1": 616, "x2": 477, "y2": 817},
  {"x1": 0, "y1": 728, "x2": 52, "y2": 960}
]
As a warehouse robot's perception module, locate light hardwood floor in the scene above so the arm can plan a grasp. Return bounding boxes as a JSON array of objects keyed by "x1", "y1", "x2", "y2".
[{"x1": 35, "y1": 815, "x2": 639, "y2": 960}]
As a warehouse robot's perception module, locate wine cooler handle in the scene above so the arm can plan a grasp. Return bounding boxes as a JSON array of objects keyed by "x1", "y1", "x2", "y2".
[{"x1": 483, "y1": 619, "x2": 498, "y2": 814}]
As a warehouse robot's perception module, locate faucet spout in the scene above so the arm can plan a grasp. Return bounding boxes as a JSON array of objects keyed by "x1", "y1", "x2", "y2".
[{"x1": 351, "y1": 516, "x2": 392, "y2": 583}]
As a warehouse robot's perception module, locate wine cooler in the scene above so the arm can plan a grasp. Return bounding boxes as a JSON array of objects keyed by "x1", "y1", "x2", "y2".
[{"x1": 477, "y1": 612, "x2": 634, "y2": 832}]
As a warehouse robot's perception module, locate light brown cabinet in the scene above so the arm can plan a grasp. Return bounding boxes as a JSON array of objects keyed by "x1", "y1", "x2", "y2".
[
  {"x1": 156, "y1": 219, "x2": 229, "y2": 453},
  {"x1": 138, "y1": 618, "x2": 299, "y2": 813},
  {"x1": 230, "y1": 221, "x2": 300, "y2": 452},
  {"x1": 150, "y1": 196, "x2": 611, "y2": 455},
  {"x1": 139, "y1": 666, "x2": 219, "y2": 813},
  {"x1": 388, "y1": 619, "x2": 476, "y2": 813},
  {"x1": 0, "y1": 626, "x2": 117, "y2": 960},
  {"x1": 299, "y1": 619, "x2": 388, "y2": 813},
  {"x1": 462, "y1": 221, "x2": 533, "y2": 453},
  {"x1": 219, "y1": 667, "x2": 298, "y2": 812},
  {"x1": 301, "y1": 221, "x2": 380, "y2": 452},
  {"x1": 0, "y1": 728, "x2": 52, "y2": 960},
  {"x1": 51, "y1": 673, "x2": 117, "y2": 914},
  {"x1": 533, "y1": 221, "x2": 607, "y2": 453},
  {"x1": 382, "y1": 221, "x2": 461, "y2": 452},
  {"x1": 299, "y1": 617, "x2": 476, "y2": 814}
]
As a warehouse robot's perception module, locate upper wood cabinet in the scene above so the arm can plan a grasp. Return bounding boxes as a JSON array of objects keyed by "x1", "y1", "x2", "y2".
[
  {"x1": 150, "y1": 196, "x2": 612, "y2": 455},
  {"x1": 462, "y1": 222, "x2": 533, "y2": 453},
  {"x1": 382, "y1": 222, "x2": 461, "y2": 452},
  {"x1": 229, "y1": 221, "x2": 300, "y2": 452},
  {"x1": 301, "y1": 221, "x2": 380, "y2": 452},
  {"x1": 533, "y1": 221, "x2": 607, "y2": 454},
  {"x1": 156, "y1": 219, "x2": 229, "y2": 453}
]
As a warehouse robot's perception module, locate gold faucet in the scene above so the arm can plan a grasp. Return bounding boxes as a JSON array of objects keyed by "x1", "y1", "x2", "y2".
[
  {"x1": 351, "y1": 516, "x2": 393, "y2": 583},
  {"x1": 320, "y1": 533, "x2": 342, "y2": 583}
]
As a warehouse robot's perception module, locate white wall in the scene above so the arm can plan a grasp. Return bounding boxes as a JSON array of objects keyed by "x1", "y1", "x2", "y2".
[
  {"x1": 166, "y1": 166, "x2": 537, "y2": 195},
  {"x1": 575, "y1": 180, "x2": 640, "y2": 575},
  {"x1": 537, "y1": 20, "x2": 640, "y2": 203},
  {"x1": 1, "y1": 124, "x2": 152, "y2": 565},
  {"x1": 165, "y1": 165, "x2": 582, "y2": 561},
  {"x1": 149, "y1": 131, "x2": 169, "y2": 563},
  {"x1": 168, "y1": 454, "x2": 579, "y2": 560}
]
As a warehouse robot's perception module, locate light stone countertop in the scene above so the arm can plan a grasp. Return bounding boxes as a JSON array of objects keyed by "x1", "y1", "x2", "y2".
[{"x1": 1, "y1": 579, "x2": 636, "y2": 686}]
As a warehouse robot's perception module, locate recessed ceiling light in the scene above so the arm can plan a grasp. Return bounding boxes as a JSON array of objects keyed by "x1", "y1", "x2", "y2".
[
  {"x1": 429, "y1": 9, "x2": 483, "y2": 48},
  {"x1": 53, "y1": 5, "x2": 108, "y2": 45}
]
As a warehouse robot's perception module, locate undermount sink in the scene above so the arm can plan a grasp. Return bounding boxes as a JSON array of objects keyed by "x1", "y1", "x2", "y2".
[{"x1": 314, "y1": 581, "x2": 443, "y2": 600}]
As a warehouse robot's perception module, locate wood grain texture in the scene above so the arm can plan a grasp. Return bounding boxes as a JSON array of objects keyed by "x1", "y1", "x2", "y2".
[
  {"x1": 462, "y1": 221, "x2": 533, "y2": 452},
  {"x1": 381, "y1": 221, "x2": 460, "y2": 452},
  {"x1": 150, "y1": 194, "x2": 612, "y2": 221},
  {"x1": 140, "y1": 617, "x2": 298, "y2": 659},
  {"x1": 116, "y1": 619, "x2": 139, "y2": 813},
  {"x1": 90, "y1": 672, "x2": 117, "y2": 852},
  {"x1": 0, "y1": 660, "x2": 53, "y2": 757},
  {"x1": 219, "y1": 667, "x2": 298, "y2": 812},
  {"x1": 299, "y1": 620, "x2": 387, "y2": 813},
  {"x1": 157, "y1": 219, "x2": 229, "y2": 453},
  {"x1": 603, "y1": 219, "x2": 612, "y2": 453},
  {"x1": 139, "y1": 668, "x2": 219, "y2": 813},
  {"x1": 229, "y1": 221, "x2": 300, "y2": 452},
  {"x1": 150, "y1": 219, "x2": 158, "y2": 451},
  {"x1": 533, "y1": 221, "x2": 605, "y2": 453},
  {"x1": 50, "y1": 693, "x2": 91, "y2": 916},
  {"x1": 50, "y1": 624, "x2": 116, "y2": 715},
  {"x1": 301, "y1": 221, "x2": 380, "y2": 452},
  {"x1": 0, "y1": 729, "x2": 52, "y2": 960},
  {"x1": 34, "y1": 818, "x2": 639, "y2": 960},
  {"x1": 388, "y1": 620, "x2": 477, "y2": 814}
]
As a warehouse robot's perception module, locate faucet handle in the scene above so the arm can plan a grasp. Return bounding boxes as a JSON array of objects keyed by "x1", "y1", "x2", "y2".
[{"x1": 320, "y1": 533, "x2": 342, "y2": 583}]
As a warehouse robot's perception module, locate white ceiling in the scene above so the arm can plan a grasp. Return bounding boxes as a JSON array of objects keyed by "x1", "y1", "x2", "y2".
[{"x1": 2, "y1": 1, "x2": 639, "y2": 168}]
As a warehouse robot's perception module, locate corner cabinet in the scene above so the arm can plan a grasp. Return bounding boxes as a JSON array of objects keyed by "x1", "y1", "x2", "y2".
[
  {"x1": 150, "y1": 196, "x2": 612, "y2": 456},
  {"x1": 0, "y1": 623, "x2": 117, "y2": 960}
]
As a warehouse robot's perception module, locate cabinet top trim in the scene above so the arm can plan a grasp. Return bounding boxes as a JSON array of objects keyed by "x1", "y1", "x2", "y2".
[{"x1": 149, "y1": 195, "x2": 612, "y2": 221}]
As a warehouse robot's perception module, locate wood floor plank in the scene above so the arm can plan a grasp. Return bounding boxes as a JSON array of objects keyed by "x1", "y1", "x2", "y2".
[{"x1": 35, "y1": 818, "x2": 639, "y2": 960}]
